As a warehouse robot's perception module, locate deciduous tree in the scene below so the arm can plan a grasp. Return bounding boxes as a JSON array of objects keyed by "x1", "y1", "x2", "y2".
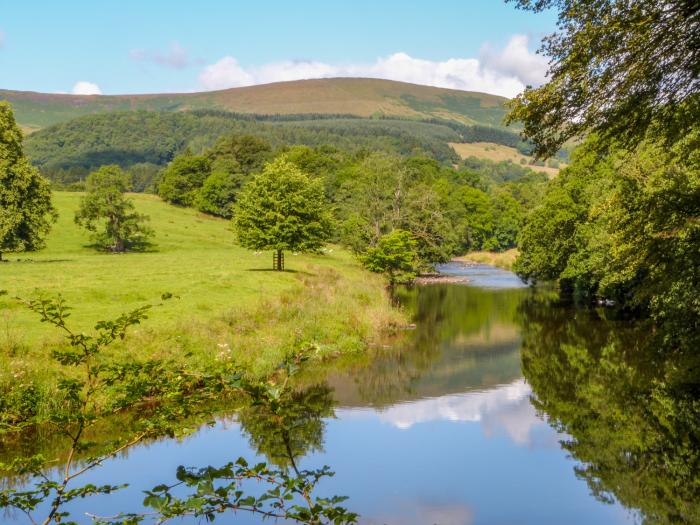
[
  {"x1": 0, "y1": 102, "x2": 57, "y2": 261},
  {"x1": 360, "y1": 229, "x2": 418, "y2": 285},
  {"x1": 232, "y1": 158, "x2": 333, "y2": 270},
  {"x1": 75, "y1": 165, "x2": 153, "y2": 252},
  {"x1": 507, "y1": 0, "x2": 700, "y2": 157}
]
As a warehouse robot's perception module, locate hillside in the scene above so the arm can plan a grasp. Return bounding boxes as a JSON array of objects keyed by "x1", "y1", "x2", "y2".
[
  {"x1": 1, "y1": 192, "x2": 401, "y2": 375},
  {"x1": 0, "y1": 78, "x2": 509, "y2": 131},
  {"x1": 450, "y1": 142, "x2": 563, "y2": 177}
]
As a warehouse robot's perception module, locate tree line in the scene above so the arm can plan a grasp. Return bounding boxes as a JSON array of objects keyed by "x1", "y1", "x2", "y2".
[{"x1": 22, "y1": 109, "x2": 531, "y2": 184}]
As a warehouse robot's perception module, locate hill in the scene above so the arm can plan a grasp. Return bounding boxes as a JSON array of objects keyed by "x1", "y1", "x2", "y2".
[
  {"x1": 0, "y1": 192, "x2": 401, "y2": 378},
  {"x1": 0, "y1": 78, "x2": 509, "y2": 131},
  {"x1": 450, "y1": 142, "x2": 563, "y2": 177}
]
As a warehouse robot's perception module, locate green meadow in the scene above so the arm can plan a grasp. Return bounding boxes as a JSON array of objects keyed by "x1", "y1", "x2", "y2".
[{"x1": 1, "y1": 192, "x2": 403, "y2": 411}]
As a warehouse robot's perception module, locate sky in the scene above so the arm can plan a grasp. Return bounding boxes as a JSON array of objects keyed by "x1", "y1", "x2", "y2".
[{"x1": 0, "y1": 1, "x2": 558, "y2": 98}]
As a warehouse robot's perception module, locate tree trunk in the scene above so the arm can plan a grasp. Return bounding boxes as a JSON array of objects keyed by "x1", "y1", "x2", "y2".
[
  {"x1": 274, "y1": 249, "x2": 284, "y2": 271},
  {"x1": 114, "y1": 238, "x2": 125, "y2": 253}
]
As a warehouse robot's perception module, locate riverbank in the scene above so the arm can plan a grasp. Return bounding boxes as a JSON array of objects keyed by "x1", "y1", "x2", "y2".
[
  {"x1": 0, "y1": 192, "x2": 404, "y2": 426},
  {"x1": 453, "y1": 249, "x2": 519, "y2": 271}
]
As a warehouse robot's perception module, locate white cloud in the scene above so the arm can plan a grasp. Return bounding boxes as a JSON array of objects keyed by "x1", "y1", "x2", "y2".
[
  {"x1": 72, "y1": 81, "x2": 102, "y2": 95},
  {"x1": 197, "y1": 35, "x2": 547, "y2": 98},
  {"x1": 351, "y1": 379, "x2": 557, "y2": 447},
  {"x1": 480, "y1": 34, "x2": 549, "y2": 87},
  {"x1": 130, "y1": 42, "x2": 190, "y2": 69}
]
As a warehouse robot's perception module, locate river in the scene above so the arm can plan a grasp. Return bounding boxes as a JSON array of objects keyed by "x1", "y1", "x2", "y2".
[{"x1": 3, "y1": 262, "x2": 698, "y2": 524}]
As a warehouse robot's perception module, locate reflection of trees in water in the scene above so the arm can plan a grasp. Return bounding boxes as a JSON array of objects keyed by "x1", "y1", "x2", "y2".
[
  {"x1": 519, "y1": 295, "x2": 700, "y2": 524},
  {"x1": 237, "y1": 383, "x2": 335, "y2": 469},
  {"x1": 344, "y1": 284, "x2": 526, "y2": 406}
]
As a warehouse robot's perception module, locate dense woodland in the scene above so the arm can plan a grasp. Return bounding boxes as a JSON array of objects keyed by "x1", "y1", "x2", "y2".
[
  {"x1": 23, "y1": 110, "x2": 546, "y2": 184},
  {"x1": 153, "y1": 133, "x2": 546, "y2": 265}
]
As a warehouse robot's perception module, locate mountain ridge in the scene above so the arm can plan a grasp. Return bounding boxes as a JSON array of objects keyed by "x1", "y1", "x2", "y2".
[{"x1": 0, "y1": 77, "x2": 510, "y2": 132}]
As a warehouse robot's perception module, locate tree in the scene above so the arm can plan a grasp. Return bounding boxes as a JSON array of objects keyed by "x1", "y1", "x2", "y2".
[
  {"x1": 506, "y1": 0, "x2": 700, "y2": 158},
  {"x1": 0, "y1": 102, "x2": 56, "y2": 261},
  {"x1": 360, "y1": 229, "x2": 418, "y2": 285},
  {"x1": 196, "y1": 171, "x2": 243, "y2": 218},
  {"x1": 74, "y1": 165, "x2": 153, "y2": 252},
  {"x1": 232, "y1": 158, "x2": 333, "y2": 270},
  {"x1": 208, "y1": 133, "x2": 273, "y2": 175},
  {"x1": 158, "y1": 153, "x2": 211, "y2": 206}
]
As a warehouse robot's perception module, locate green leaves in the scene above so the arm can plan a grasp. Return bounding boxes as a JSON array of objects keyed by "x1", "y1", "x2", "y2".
[
  {"x1": 74, "y1": 165, "x2": 154, "y2": 252},
  {"x1": 506, "y1": 0, "x2": 700, "y2": 158},
  {"x1": 2, "y1": 295, "x2": 358, "y2": 525},
  {"x1": 360, "y1": 229, "x2": 418, "y2": 285},
  {"x1": 0, "y1": 102, "x2": 57, "y2": 257},
  {"x1": 232, "y1": 158, "x2": 334, "y2": 263}
]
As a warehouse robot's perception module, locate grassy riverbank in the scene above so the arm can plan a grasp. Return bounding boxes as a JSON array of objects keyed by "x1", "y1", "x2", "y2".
[
  {"x1": 0, "y1": 192, "x2": 403, "y2": 424},
  {"x1": 453, "y1": 249, "x2": 519, "y2": 271}
]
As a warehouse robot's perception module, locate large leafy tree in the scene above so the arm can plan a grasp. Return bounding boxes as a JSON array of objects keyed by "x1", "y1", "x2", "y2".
[
  {"x1": 507, "y1": 0, "x2": 700, "y2": 157},
  {"x1": 158, "y1": 153, "x2": 211, "y2": 206},
  {"x1": 75, "y1": 165, "x2": 153, "y2": 252},
  {"x1": 232, "y1": 158, "x2": 333, "y2": 270},
  {"x1": 0, "y1": 102, "x2": 56, "y2": 261}
]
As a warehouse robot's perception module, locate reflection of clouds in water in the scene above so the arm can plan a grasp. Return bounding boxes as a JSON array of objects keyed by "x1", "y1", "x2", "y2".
[
  {"x1": 368, "y1": 379, "x2": 555, "y2": 446},
  {"x1": 362, "y1": 500, "x2": 474, "y2": 525}
]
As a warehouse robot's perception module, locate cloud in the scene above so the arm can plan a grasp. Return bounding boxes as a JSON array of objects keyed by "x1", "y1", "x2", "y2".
[
  {"x1": 130, "y1": 42, "x2": 189, "y2": 69},
  {"x1": 480, "y1": 34, "x2": 549, "y2": 87},
  {"x1": 197, "y1": 35, "x2": 547, "y2": 97},
  {"x1": 72, "y1": 81, "x2": 102, "y2": 95},
  {"x1": 365, "y1": 379, "x2": 556, "y2": 447}
]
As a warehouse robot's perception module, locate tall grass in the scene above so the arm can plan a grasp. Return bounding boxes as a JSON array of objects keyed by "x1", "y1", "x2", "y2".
[{"x1": 0, "y1": 192, "x2": 405, "y2": 424}]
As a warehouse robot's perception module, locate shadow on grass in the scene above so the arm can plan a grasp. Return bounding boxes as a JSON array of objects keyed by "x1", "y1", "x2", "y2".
[
  {"x1": 10, "y1": 259, "x2": 73, "y2": 264},
  {"x1": 245, "y1": 268, "x2": 316, "y2": 276},
  {"x1": 80, "y1": 242, "x2": 159, "y2": 253},
  {"x1": 246, "y1": 268, "x2": 300, "y2": 273}
]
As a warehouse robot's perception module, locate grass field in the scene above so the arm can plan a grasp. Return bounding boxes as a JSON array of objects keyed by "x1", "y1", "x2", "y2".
[
  {"x1": 449, "y1": 142, "x2": 562, "y2": 177},
  {"x1": 0, "y1": 192, "x2": 403, "y2": 418},
  {"x1": 453, "y1": 249, "x2": 519, "y2": 271}
]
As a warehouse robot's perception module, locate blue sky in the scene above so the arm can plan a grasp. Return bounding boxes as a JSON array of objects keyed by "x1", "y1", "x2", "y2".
[{"x1": 0, "y1": 1, "x2": 557, "y2": 96}]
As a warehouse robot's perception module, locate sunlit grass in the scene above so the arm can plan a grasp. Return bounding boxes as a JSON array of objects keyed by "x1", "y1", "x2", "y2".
[
  {"x1": 454, "y1": 249, "x2": 519, "y2": 271},
  {"x1": 0, "y1": 192, "x2": 404, "y2": 416}
]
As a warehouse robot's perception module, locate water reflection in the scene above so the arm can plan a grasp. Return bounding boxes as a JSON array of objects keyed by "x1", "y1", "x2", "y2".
[
  {"x1": 519, "y1": 294, "x2": 700, "y2": 524},
  {"x1": 329, "y1": 279, "x2": 527, "y2": 408},
  {"x1": 3, "y1": 264, "x2": 697, "y2": 524},
  {"x1": 238, "y1": 383, "x2": 334, "y2": 469}
]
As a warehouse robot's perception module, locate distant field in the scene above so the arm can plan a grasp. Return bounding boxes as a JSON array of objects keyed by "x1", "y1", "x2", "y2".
[
  {"x1": 454, "y1": 249, "x2": 519, "y2": 271},
  {"x1": 449, "y1": 142, "x2": 562, "y2": 177},
  {"x1": 0, "y1": 192, "x2": 401, "y2": 383},
  {"x1": 1, "y1": 77, "x2": 510, "y2": 131}
]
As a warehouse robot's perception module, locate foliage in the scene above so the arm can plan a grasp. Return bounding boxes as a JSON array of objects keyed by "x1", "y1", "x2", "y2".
[
  {"x1": 232, "y1": 158, "x2": 334, "y2": 269},
  {"x1": 514, "y1": 135, "x2": 700, "y2": 348},
  {"x1": 0, "y1": 297, "x2": 358, "y2": 525},
  {"x1": 0, "y1": 102, "x2": 56, "y2": 260},
  {"x1": 207, "y1": 133, "x2": 273, "y2": 175},
  {"x1": 360, "y1": 230, "x2": 419, "y2": 285},
  {"x1": 519, "y1": 295, "x2": 700, "y2": 523},
  {"x1": 74, "y1": 165, "x2": 153, "y2": 252},
  {"x1": 337, "y1": 154, "x2": 458, "y2": 266},
  {"x1": 506, "y1": 0, "x2": 700, "y2": 157},
  {"x1": 24, "y1": 111, "x2": 468, "y2": 181},
  {"x1": 157, "y1": 153, "x2": 211, "y2": 206},
  {"x1": 195, "y1": 171, "x2": 241, "y2": 218}
]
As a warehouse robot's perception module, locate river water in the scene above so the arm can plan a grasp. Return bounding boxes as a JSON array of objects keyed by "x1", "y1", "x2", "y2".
[{"x1": 4, "y1": 262, "x2": 698, "y2": 524}]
